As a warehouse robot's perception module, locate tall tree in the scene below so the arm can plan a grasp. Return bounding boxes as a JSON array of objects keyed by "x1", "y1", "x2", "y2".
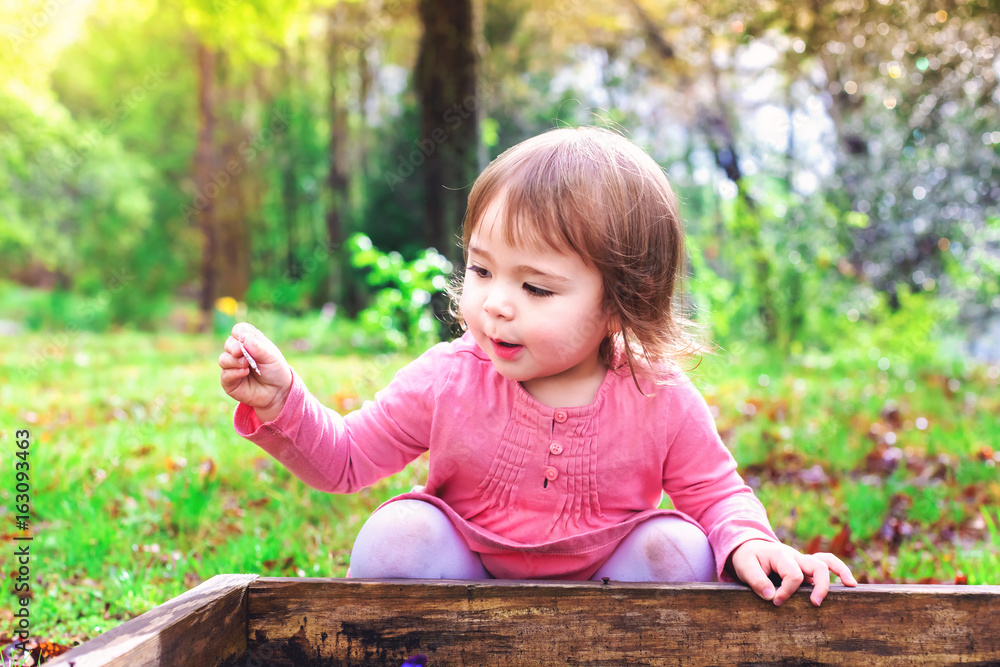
[
  {"x1": 194, "y1": 41, "x2": 218, "y2": 330},
  {"x1": 214, "y1": 53, "x2": 254, "y2": 301},
  {"x1": 278, "y1": 44, "x2": 302, "y2": 281},
  {"x1": 326, "y1": 3, "x2": 350, "y2": 307},
  {"x1": 181, "y1": 0, "x2": 298, "y2": 329},
  {"x1": 415, "y1": 0, "x2": 480, "y2": 263}
]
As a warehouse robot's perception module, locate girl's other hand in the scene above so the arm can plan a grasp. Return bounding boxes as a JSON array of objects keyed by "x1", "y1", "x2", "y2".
[
  {"x1": 219, "y1": 323, "x2": 293, "y2": 423},
  {"x1": 730, "y1": 539, "x2": 857, "y2": 607}
]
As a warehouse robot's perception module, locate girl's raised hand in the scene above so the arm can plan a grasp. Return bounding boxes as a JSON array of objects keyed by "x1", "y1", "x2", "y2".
[
  {"x1": 219, "y1": 323, "x2": 293, "y2": 423},
  {"x1": 730, "y1": 539, "x2": 857, "y2": 607}
]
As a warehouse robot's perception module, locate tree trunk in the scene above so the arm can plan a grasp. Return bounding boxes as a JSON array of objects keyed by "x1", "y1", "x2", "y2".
[
  {"x1": 416, "y1": 0, "x2": 479, "y2": 338},
  {"x1": 326, "y1": 5, "x2": 350, "y2": 310},
  {"x1": 196, "y1": 41, "x2": 217, "y2": 332},
  {"x1": 250, "y1": 65, "x2": 277, "y2": 278},
  {"x1": 213, "y1": 51, "x2": 252, "y2": 302},
  {"x1": 415, "y1": 0, "x2": 479, "y2": 263},
  {"x1": 356, "y1": 0, "x2": 373, "y2": 175},
  {"x1": 278, "y1": 46, "x2": 301, "y2": 281}
]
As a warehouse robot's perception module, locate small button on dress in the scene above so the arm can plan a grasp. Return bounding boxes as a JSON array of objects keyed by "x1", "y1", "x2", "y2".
[
  {"x1": 549, "y1": 442, "x2": 563, "y2": 455},
  {"x1": 554, "y1": 410, "x2": 568, "y2": 423},
  {"x1": 544, "y1": 466, "x2": 559, "y2": 481}
]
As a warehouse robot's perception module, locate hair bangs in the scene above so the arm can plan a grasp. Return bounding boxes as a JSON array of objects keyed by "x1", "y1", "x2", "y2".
[{"x1": 462, "y1": 134, "x2": 604, "y2": 263}]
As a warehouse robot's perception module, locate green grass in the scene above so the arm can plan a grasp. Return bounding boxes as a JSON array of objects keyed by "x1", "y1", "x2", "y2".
[
  {"x1": 695, "y1": 342, "x2": 1000, "y2": 586},
  {"x1": 1, "y1": 329, "x2": 998, "y2": 647},
  {"x1": 2, "y1": 331, "x2": 421, "y2": 642}
]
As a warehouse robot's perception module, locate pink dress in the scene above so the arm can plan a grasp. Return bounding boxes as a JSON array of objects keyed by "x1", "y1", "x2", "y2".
[{"x1": 234, "y1": 332, "x2": 778, "y2": 580}]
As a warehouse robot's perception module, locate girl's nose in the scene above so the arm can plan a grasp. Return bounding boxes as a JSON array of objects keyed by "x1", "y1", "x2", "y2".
[{"x1": 482, "y1": 284, "x2": 514, "y2": 320}]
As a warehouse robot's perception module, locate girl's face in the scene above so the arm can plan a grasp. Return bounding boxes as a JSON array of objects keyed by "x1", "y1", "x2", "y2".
[{"x1": 460, "y1": 195, "x2": 612, "y2": 406}]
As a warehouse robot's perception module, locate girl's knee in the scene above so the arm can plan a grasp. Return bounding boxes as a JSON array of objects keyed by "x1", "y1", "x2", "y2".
[
  {"x1": 598, "y1": 516, "x2": 715, "y2": 583},
  {"x1": 351, "y1": 501, "x2": 439, "y2": 574},
  {"x1": 350, "y1": 500, "x2": 488, "y2": 579},
  {"x1": 641, "y1": 518, "x2": 715, "y2": 581},
  {"x1": 361, "y1": 500, "x2": 445, "y2": 539}
]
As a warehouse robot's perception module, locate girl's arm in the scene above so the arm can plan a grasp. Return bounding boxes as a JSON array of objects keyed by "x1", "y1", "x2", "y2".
[
  {"x1": 660, "y1": 376, "x2": 855, "y2": 605},
  {"x1": 658, "y1": 377, "x2": 779, "y2": 578},
  {"x1": 221, "y1": 323, "x2": 438, "y2": 494}
]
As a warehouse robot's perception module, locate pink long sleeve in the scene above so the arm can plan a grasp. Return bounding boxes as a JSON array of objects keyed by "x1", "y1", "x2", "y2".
[
  {"x1": 658, "y1": 377, "x2": 779, "y2": 579},
  {"x1": 233, "y1": 350, "x2": 445, "y2": 493}
]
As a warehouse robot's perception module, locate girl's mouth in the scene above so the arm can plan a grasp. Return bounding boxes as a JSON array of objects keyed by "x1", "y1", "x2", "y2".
[{"x1": 491, "y1": 338, "x2": 523, "y2": 360}]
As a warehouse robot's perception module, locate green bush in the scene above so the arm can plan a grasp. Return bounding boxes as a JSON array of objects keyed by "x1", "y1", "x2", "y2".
[{"x1": 347, "y1": 233, "x2": 453, "y2": 351}]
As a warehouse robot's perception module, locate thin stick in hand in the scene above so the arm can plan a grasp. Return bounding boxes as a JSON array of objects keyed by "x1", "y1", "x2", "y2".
[{"x1": 238, "y1": 339, "x2": 261, "y2": 375}]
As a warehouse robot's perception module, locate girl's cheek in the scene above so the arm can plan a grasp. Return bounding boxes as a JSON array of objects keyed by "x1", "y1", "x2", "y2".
[{"x1": 458, "y1": 288, "x2": 478, "y2": 318}]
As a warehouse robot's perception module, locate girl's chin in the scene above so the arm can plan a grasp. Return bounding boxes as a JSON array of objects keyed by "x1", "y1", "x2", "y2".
[{"x1": 490, "y1": 364, "x2": 532, "y2": 383}]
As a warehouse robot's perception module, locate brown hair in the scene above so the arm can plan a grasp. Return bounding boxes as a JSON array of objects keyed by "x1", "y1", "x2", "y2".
[{"x1": 451, "y1": 126, "x2": 704, "y2": 390}]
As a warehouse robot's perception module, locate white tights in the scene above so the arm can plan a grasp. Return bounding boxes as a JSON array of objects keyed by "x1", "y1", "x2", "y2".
[
  {"x1": 591, "y1": 515, "x2": 716, "y2": 582},
  {"x1": 349, "y1": 500, "x2": 491, "y2": 579},
  {"x1": 348, "y1": 500, "x2": 716, "y2": 582}
]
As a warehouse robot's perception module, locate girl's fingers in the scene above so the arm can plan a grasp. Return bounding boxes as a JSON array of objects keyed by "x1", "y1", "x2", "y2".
[
  {"x1": 735, "y1": 544, "x2": 859, "y2": 608},
  {"x1": 221, "y1": 365, "x2": 249, "y2": 380},
  {"x1": 219, "y1": 365, "x2": 250, "y2": 392},
  {"x1": 796, "y1": 552, "x2": 859, "y2": 606},
  {"x1": 739, "y1": 562, "x2": 777, "y2": 602},
  {"x1": 232, "y1": 322, "x2": 254, "y2": 343},
  {"x1": 813, "y1": 552, "x2": 858, "y2": 587},
  {"x1": 769, "y1": 553, "x2": 804, "y2": 606},
  {"x1": 232, "y1": 323, "x2": 262, "y2": 354},
  {"x1": 219, "y1": 348, "x2": 248, "y2": 370},
  {"x1": 219, "y1": 349, "x2": 236, "y2": 368},
  {"x1": 231, "y1": 323, "x2": 276, "y2": 367},
  {"x1": 229, "y1": 336, "x2": 246, "y2": 358},
  {"x1": 795, "y1": 554, "x2": 831, "y2": 606},
  {"x1": 731, "y1": 542, "x2": 796, "y2": 604}
]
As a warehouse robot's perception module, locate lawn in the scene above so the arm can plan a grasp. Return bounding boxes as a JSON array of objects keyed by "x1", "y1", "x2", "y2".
[{"x1": 1, "y1": 328, "x2": 998, "y2": 649}]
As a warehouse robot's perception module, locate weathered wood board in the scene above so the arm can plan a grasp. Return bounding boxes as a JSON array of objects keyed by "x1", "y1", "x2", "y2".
[
  {"x1": 246, "y1": 579, "x2": 1000, "y2": 666},
  {"x1": 47, "y1": 574, "x2": 257, "y2": 667},
  {"x1": 40, "y1": 576, "x2": 1000, "y2": 666}
]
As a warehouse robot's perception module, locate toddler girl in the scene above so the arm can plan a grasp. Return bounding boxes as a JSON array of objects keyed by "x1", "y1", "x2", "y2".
[{"x1": 219, "y1": 126, "x2": 855, "y2": 606}]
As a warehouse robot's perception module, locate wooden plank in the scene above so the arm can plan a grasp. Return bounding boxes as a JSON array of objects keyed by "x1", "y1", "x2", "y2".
[
  {"x1": 48, "y1": 573, "x2": 258, "y2": 667},
  {"x1": 247, "y1": 578, "x2": 1000, "y2": 666}
]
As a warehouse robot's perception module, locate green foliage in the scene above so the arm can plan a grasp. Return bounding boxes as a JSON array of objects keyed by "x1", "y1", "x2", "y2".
[
  {"x1": 684, "y1": 178, "x2": 859, "y2": 352},
  {"x1": 348, "y1": 233, "x2": 453, "y2": 351},
  {"x1": 0, "y1": 86, "x2": 147, "y2": 275},
  {"x1": 0, "y1": 83, "x2": 176, "y2": 328},
  {"x1": 680, "y1": 175, "x2": 968, "y2": 378},
  {"x1": 242, "y1": 254, "x2": 332, "y2": 319},
  {"x1": 355, "y1": 98, "x2": 430, "y2": 256}
]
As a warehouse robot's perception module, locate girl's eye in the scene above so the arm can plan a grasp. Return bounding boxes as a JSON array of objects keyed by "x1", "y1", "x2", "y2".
[
  {"x1": 467, "y1": 265, "x2": 490, "y2": 278},
  {"x1": 524, "y1": 283, "x2": 554, "y2": 298}
]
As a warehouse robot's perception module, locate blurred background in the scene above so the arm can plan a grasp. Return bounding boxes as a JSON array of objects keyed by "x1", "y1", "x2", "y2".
[
  {"x1": 1, "y1": 0, "x2": 999, "y2": 652},
  {"x1": 2, "y1": 0, "x2": 998, "y2": 349}
]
